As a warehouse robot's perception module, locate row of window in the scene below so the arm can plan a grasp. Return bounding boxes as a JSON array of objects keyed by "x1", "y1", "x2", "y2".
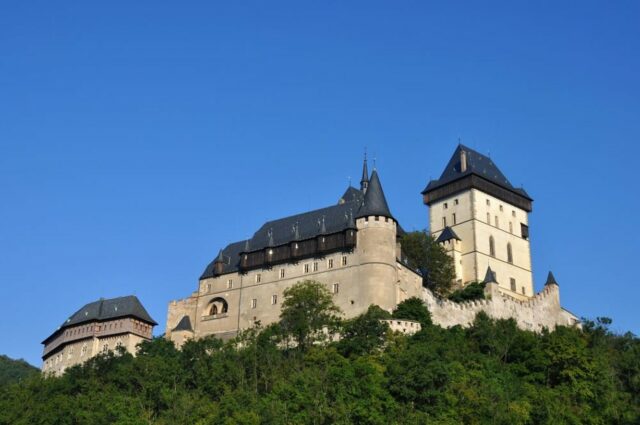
[
  {"x1": 489, "y1": 272, "x2": 526, "y2": 296},
  {"x1": 206, "y1": 256, "x2": 349, "y2": 293},
  {"x1": 249, "y1": 283, "x2": 340, "y2": 309}
]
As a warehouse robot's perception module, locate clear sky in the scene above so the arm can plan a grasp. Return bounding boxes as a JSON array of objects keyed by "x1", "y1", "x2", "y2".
[{"x1": 1, "y1": 2, "x2": 639, "y2": 366}]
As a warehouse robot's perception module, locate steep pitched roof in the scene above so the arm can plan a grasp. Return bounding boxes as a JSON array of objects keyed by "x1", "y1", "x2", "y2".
[
  {"x1": 436, "y1": 226, "x2": 461, "y2": 243},
  {"x1": 545, "y1": 271, "x2": 559, "y2": 286},
  {"x1": 356, "y1": 170, "x2": 393, "y2": 219},
  {"x1": 483, "y1": 266, "x2": 497, "y2": 284},
  {"x1": 171, "y1": 315, "x2": 193, "y2": 332},
  {"x1": 422, "y1": 145, "x2": 531, "y2": 200},
  {"x1": 60, "y1": 296, "x2": 157, "y2": 328},
  {"x1": 201, "y1": 194, "x2": 364, "y2": 279},
  {"x1": 339, "y1": 186, "x2": 364, "y2": 204}
]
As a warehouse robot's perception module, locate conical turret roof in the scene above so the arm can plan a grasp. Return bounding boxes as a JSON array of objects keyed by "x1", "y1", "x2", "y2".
[
  {"x1": 545, "y1": 271, "x2": 559, "y2": 286},
  {"x1": 483, "y1": 266, "x2": 497, "y2": 284},
  {"x1": 356, "y1": 170, "x2": 393, "y2": 219}
]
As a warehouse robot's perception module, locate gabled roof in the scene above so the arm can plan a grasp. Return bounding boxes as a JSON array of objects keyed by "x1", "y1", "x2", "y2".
[
  {"x1": 435, "y1": 226, "x2": 461, "y2": 243},
  {"x1": 171, "y1": 315, "x2": 193, "y2": 332},
  {"x1": 356, "y1": 170, "x2": 393, "y2": 219},
  {"x1": 201, "y1": 191, "x2": 365, "y2": 279},
  {"x1": 339, "y1": 186, "x2": 364, "y2": 204},
  {"x1": 422, "y1": 145, "x2": 532, "y2": 200}
]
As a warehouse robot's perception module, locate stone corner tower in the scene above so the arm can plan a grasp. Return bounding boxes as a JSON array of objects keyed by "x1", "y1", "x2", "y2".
[{"x1": 422, "y1": 145, "x2": 534, "y2": 299}]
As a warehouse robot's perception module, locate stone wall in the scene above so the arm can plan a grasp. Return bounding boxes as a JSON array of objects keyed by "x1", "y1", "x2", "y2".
[{"x1": 422, "y1": 283, "x2": 580, "y2": 332}]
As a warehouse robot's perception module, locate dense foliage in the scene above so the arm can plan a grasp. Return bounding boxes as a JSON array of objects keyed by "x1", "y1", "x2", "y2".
[
  {"x1": 448, "y1": 281, "x2": 486, "y2": 303},
  {"x1": 0, "y1": 355, "x2": 38, "y2": 387},
  {"x1": 1, "y1": 284, "x2": 638, "y2": 424},
  {"x1": 401, "y1": 230, "x2": 456, "y2": 295}
]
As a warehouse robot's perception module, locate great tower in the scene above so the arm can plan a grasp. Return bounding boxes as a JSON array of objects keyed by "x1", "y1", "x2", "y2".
[{"x1": 422, "y1": 145, "x2": 534, "y2": 299}]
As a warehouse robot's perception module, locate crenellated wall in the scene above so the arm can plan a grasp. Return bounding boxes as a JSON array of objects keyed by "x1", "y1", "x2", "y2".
[{"x1": 422, "y1": 283, "x2": 580, "y2": 332}]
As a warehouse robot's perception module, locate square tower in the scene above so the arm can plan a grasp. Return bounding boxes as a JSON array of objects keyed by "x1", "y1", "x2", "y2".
[{"x1": 422, "y1": 146, "x2": 534, "y2": 299}]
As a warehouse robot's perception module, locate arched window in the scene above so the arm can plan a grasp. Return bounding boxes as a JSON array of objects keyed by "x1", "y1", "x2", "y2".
[
  {"x1": 507, "y1": 243, "x2": 513, "y2": 263},
  {"x1": 208, "y1": 297, "x2": 228, "y2": 316},
  {"x1": 489, "y1": 236, "x2": 495, "y2": 257}
]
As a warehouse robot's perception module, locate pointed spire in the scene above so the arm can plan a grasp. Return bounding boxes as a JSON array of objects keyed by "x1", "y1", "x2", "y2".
[
  {"x1": 243, "y1": 239, "x2": 250, "y2": 253},
  {"x1": 435, "y1": 226, "x2": 461, "y2": 244},
  {"x1": 356, "y1": 169, "x2": 393, "y2": 219},
  {"x1": 318, "y1": 216, "x2": 327, "y2": 235},
  {"x1": 214, "y1": 249, "x2": 225, "y2": 264},
  {"x1": 292, "y1": 222, "x2": 301, "y2": 241},
  {"x1": 483, "y1": 266, "x2": 497, "y2": 284},
  {"x1": 360, "y1": 151, "x2": 369, "y2": 193},
  {"x1": 267, "y1": 228, "x2": 275, "y2": 247},
  {"x1": 545, "y1": 271, "x2": 559, "y2": 286}
]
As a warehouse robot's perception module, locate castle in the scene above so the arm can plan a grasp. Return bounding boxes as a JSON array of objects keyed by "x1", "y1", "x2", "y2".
[
  {"x1": 41, "y1": 296, "x2": 157, "y2": 376},
  {"x1": 166, "y1": 145, "x2": 580, "y2": 346}
]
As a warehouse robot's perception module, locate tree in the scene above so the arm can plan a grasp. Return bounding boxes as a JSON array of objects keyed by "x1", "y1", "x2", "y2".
[
  {"x1": 279, "y1": 280, "x2": 342, "y2": 351},
  {"x1": 401, "y1": 230, "x2": 455, "y2": 295},
  {"x1": 392, "y1": 297, "x2": 432, "y2": 327},
  {"x1": 337, "y1": 305, "x2": 391, "y2": 357},
  {"x1": 448, "y1": 281, "x2": 486, "y2": 303}
]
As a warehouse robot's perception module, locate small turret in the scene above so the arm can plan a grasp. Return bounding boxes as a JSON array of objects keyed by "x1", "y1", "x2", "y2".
[
  {"x1": 483, "y1": 266, "x2": 497, "y2": 284},
  {"x1": 360, "y1": 153, "x2": 370, "y2": 193},
  {"x1": 545, "y1": 271, "x2": 559, "y2": 286},
  {"x1": 356, "y1": 169, "x2": 393, "y2": 220},
  {"x1": 213, "y1": 250, "x2": 225, "y2": 275}
]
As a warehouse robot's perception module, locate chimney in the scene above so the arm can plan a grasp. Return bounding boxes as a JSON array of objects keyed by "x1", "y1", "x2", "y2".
[{"x1": 460, "y1": 149, "x2": 467, "y2": 172}]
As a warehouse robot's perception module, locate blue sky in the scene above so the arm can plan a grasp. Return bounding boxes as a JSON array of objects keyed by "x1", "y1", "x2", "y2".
[{"x1": 1, "y1": 2, "x2": 639, "y2": 366}]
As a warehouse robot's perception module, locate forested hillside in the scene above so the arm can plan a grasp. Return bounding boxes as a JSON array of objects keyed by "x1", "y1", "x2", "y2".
[
  {"x1": 1, "y1": 284, "x2": 639, "y2": 424},
  {"x1": 0, "y1": 355, "x2": 38, "y2": 387}
]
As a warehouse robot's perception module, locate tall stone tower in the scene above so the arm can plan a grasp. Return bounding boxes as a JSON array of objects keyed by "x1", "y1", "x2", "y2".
[{"x1": 422, "y1": 145, "x2": 534, "y2": 299}]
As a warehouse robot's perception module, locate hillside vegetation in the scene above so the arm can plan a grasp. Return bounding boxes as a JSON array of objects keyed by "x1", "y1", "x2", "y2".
[
  {"x1": 0, "y1": 355, "x2": 38, "y2": 387},
  {"x1": 1, "y1": 283, "x2": 639, "y2": 424}
]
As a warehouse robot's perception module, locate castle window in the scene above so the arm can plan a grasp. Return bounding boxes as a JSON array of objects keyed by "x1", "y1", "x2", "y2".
[
  {"x1": 208, "y1": 297, "x2": 228, "y2": 316},
  {"x1": 206, "y1": 283, "x2": 211, "y2": 292},
  {"x1": 486, "y1": 213, "x2": 490, "y2": 223},
  {"x1": 486, "y1": 199, "x2": 490, "y2": 206},
  {"x1": 509, "y1": 222, "x2": 513, "y2": 234},
  {"x1": 499, "y1": 205, "x2": 503, "y2": 212},
  {"x1": 341, "y1": 256, "x2": 347, "y2": 266},
  {"x1": 332, "y1": 283, "x2": 339, "y2": 294},
  {"x1": 279, "y1": 268, "x2": 285, "y2": 278},
  {"x1": 507, "y1": 243, "x2": 513, "y2": 263},
  {"x1": 510, "y1": 278, "x2": 516, "y2": 292},
  {"x1": 256, "y1": 273, "x2": 261, "y2": 283},
  {"x1": 443, "y1": 202, "x2": 448, "y2": 209},
  {"x1": 442, "y1": 217, "x2": 447, "y2": 227},
  {"x1": 521, "y1": 223, "x2": 529, "y2": 240},
  {"x1": 313, "y1": 262, "x2": 319, "y2": 272},
  {"x1": 227, "y1": 279, "x2": 233, "y2": 289},
  {"x1": 365, "y1": 217, "x2": 369, "y2": 222},
  {"x1": 454, "y1": 199, "x2": 459, "y2": 205},
  {"x1": 251, "y1": 299, "x2": 257, "y2": 309},
  {"x1": 328, "y1": 259, "x2": 334, "y2": 269},
  {"x1": 452, "y1": 213, "x2": 456, "y2": 225},
  {"x1": 494, "y1": 216, "x2": 499, "y2": 228},
  {"x1": 512, "y1": 210, "x2": 516, "y2": 217},
  {"x1": 102, "y1": 344, "x2": 109, "y2": 353},
  {"x1": 304, "y1": 263, "x2": 310, "y2": 273},
  {"x1": 521, "y1": 286, "x2": 525, "y2": 295},
  {"x1": 375, "y1": 216, "x2": 379, "y2": 221},
  {"x1": 271, "y1": 295, "x2": 277, "y2": 305},
  {"x1": 489, "y1": 236, "x2": 495, "y2": 257},
  {"x1": 385, "y1": 217, "x2": 389, "y2": 222}
]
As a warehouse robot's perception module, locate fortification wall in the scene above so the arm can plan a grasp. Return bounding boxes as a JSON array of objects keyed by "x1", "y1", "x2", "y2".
[{"x1": 422, "y1": 283, "x2": 580, "y2": 332}]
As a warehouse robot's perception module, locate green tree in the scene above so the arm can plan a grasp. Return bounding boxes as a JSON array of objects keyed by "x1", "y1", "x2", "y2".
[
  {"x1": 448, "y1": 281, "x2": 486, "y2": 303},
  {"x1": 279, "y1": 280, "x2": 342, "y2": 351},
  {"x1": 401, "y1": 230, "x2": 455, "y2": 295},
  {"x1": 392, "y1": 297, "x2": 432, "y2": 327},
  {"x1": 337, "y1": 305, "x2": 391, "y2": 357}
]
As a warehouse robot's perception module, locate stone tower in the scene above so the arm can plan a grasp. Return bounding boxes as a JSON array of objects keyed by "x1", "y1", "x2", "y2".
[{"x1": 422, "y1": 145, "x2": 534, "y2": 299}]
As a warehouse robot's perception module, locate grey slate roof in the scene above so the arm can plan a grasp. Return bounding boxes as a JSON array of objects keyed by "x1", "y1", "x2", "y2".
[
  {"x1": 356, "y1": 170, "x2": 393, "y2": 219},
  {"x1": 545, "y1": 271, "x2": 559, "y2": 286},
  {"x1": 201, "y1": 168, "x2": 396, "y2": 279},
  {"x1": 436, "y1": 226, "x2": 461, "y2": 243},
  {"x1": 171, "y1": 315, "x2": 193, "y2": 332},
  {"x1": 60, "y1": 296, "x2": 157, "y2": 329},
  {"x1": 422, "y1": 145, "x2": 532, "y2": 200},
  {"x1": 483, "y1": 266, "x2": 497, "y2": 284}
]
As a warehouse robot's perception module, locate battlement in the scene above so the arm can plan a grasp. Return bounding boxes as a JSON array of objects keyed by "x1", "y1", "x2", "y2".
[{"x1": 422, "y1": 283, "x2": 579, "y2": 332}]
